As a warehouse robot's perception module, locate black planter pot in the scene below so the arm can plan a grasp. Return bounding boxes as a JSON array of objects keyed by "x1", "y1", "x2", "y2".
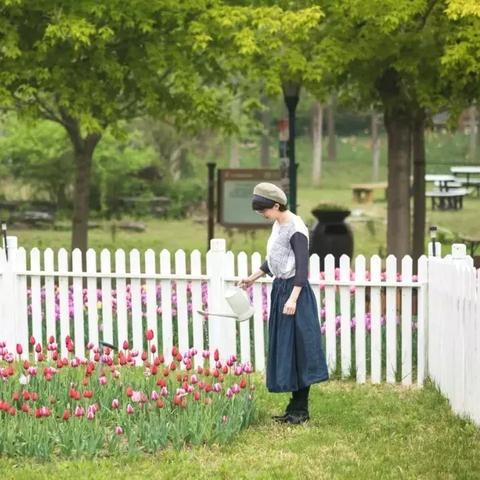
[{"x1": 309, "y1": 209, "x2": 354, "y2": 269}]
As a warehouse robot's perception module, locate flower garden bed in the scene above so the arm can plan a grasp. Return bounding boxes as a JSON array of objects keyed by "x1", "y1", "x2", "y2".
[{"x1": 0, "y1": 331, "x2": 256, "y2": 458}]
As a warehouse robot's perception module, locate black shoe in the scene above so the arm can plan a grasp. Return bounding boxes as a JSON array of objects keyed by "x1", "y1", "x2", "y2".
[
  {"x1": 284, "y1": 412, "x2": 310, "y2": 425},
  {"x1": 271, "y1": 412, "x2": 289, "y2": 421}
]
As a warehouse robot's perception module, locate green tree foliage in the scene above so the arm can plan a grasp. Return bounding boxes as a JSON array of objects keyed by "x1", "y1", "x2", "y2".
[{"x1": 0, "y1": 0, "x2": 236, "y2": 251}]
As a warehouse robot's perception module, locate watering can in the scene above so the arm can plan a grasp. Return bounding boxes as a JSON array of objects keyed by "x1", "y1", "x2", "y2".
[{"x1": 197, "y1": 286, "x2": 254, "y2": 322}]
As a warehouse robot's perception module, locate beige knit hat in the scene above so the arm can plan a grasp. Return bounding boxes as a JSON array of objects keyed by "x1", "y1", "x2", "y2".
[{"x1": 253, "y1": 182, "x2": 287, "y2": 206}]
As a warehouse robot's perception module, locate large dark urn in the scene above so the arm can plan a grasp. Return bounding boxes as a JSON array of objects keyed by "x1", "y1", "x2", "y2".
[{"x1": 309, "y1": 208, "x2": 354, "y2": 269}]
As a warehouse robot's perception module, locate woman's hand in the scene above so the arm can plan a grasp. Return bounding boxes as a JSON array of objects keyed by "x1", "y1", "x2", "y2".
[
  {"x1": 237, "y1": 277, "x2": 254, "y2": 289},
  {"x1": 283, "y1": 298, "x2": 297, "y2": 316}
]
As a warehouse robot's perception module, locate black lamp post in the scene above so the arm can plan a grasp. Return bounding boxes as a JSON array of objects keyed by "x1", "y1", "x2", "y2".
[{"x1": 282, "y1": 82, "x2": 301, "y2": 214}]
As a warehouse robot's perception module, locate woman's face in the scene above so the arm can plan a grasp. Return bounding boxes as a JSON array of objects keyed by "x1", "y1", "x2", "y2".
[{"x1": 255, "y1": 204, "x2": 280, "y2": 221}]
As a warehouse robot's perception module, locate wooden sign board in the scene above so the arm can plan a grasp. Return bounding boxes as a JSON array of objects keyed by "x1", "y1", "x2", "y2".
[{"x1": 217, "y1": 169, "x2": 285, "y2": 228}]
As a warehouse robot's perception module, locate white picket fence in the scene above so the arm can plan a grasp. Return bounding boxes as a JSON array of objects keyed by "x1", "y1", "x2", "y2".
[
  {"x1": 2, "y1": 236, "x2": 479, "y2": 425},
  {"x1": 0, "y1": 236, "x2": 430, "y2": 385},
  {"x1": 428, "y1": 250, "x2": 480, "y2": 425}
]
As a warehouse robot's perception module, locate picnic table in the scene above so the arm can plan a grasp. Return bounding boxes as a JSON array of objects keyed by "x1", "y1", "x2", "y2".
[
  {"x1": 450, "y1": 166, "x2": 480, "y2": 195},
  {"x1": 425, "y1": 174, "x2": 461, "y2": 191},
  {"x1": 351, "y1": 182, "x2": 388, "y2": 203},
  {"x1": 426, "y1": 188, "x2": 470, "y2": 210}
]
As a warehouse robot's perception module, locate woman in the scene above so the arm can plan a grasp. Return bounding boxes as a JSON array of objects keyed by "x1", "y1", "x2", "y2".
[{"x1": 238, "y1": 182, "x2": 329, "y2": 425}]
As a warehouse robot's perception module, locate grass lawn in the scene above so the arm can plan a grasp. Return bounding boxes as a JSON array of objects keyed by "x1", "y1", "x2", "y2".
[{"x1": 1, "y1": 379, "x2": 480, "y2": 479}]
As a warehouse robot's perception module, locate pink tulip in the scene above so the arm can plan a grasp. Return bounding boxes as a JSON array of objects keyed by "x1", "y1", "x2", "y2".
[
  {"x1": 111, "y1": 399, "x2": 119, "y2": 409},
  {"x1": 131, "y1": 391, "x2": 142, "y2": 403},
  {"x1": 74, "y1": 406, "x2": 85, "y2": 417},
  {"x1": 150, "y1": 390, "x2": 159, "y2": 401},
  {"x1": 99, "y1": 376, "x2": 107, "y2": 385},
  {"x1": 126, "y1": 404, "x2": 134, "y2": 414},
  {"x1": 115, "y1": 426, "x2": 124, "y2": 435}
]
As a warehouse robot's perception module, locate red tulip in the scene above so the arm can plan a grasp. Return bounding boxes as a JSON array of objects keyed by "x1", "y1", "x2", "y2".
[
  {"x1": 122, "y1": 340, "x2": 129, "y2": 350},
  {"x1": 145, "y1": 329, "x2": 154, "y2": 341},
  {"x1": 150, "y1": 345, "x2": 157, "y2": 354},
  {"x1": 151, "y1": 365, "x2": 158, "y2": 375},
  {"x1": 172, "y1": 346, "x2": 178, "y2": 357},
  {"x1": 63, "y1": 409, "x2": 70, "y2": 421},
  {"x1": 37, "y1": 353, "x2": 45, "y2": 362},
  {"x1": 83, "y1": 390, "x2": 93, "y2": 398},
  {"x1": 49, "y1": 335, "x2": 55, "y2": 344},
  {"x1": 9, "y1": 407, "x2": 16, "y2": 416},
  {"x1": 169, "y1": 361, "x2": 177, "y2": 371},
  {"x1": 141, "y1": 351, "x2": 148, "y2": 362},
  {"x1": 21, "y1": 404, "x2": 30, "y2": 413},
  {"x1": 35, "y1": 343, "x2": 42, "y2": 353},
  {"x1": 175, "y1": 352, "x2": 182, "y2": 362},
  {"x1": 156, "y1": 399, "x2": 165, "y2": 408},
  {"x1": 240, "y1": 378, "x2": 247, "y2": 389},
  {"x1": 126, "y1": 387, "x2": 133, "y2": 397},
  {"x1": 11, "y1": 391, "x2": 19, "y2": 402},
  {"x1": 193, "y1": 391, "x2": 200, "y2": 401},
  {"x1": 222, "y1": 366, "x2": 228, "y2": 374},
  {"x1": 29, "y1": 336, "x2": 36, "y2": 346},
  {"x1": 163, "y1": 368, "x2": 170, "y2": 377},
  {"x1": 22, "y1": 391, "x2": 30, "y2": 401},
  {"x1": 214, "y1": 349, "x2": 219, "y2": 361},
  {"x1": 173, "y1": 394, "x2": 182, "y2": 406},
  {"x1": 156, "y1": 378, "x2": 166, "y2": 387},
  {"x1": 23, "y1": 360, "x2": 30, "y2": 370},
  {"x1": 16, "y1": 344, "x2": 23, "y2": 355},
  {"x1": 31, "y1": 392, "x2": 38, "y2": 401}
]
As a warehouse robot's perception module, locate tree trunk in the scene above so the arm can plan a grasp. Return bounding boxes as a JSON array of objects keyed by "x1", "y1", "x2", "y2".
[
  {"x1": 371, "y1": 111, "x2": 381, "y2": 181},
  {"x1": 66, "y1": 128, "x2": 101, "y2": 253},
  {"x1": 229, "y1": 137, "x2": 239, "y2": 168},
  {"x1": 229, "y1": 98, "x2": 241, "y2": 168},
  {"x1": 412, "y1": 111, "x2": 426, "y2": 261},
  {"x1": 469, "y1": 105, "x2": 477, "y2": 161},
  {"x1": 260, "y1": 97, "x2": 270, "y2": 168},
  {"x1": 384, "y1": 108, "x2": 412, "y2": 257},
  {"x1": 327, "y1": 95, "x2": 336, "y2": 162},
  {"x1": 312, "y1": 101, "x2": 323, "y2": 186}
]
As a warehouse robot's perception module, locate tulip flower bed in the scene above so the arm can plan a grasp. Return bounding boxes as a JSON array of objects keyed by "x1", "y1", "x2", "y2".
[{"x1": 0, "y1": 331, "x2": 256, "y2": 459}]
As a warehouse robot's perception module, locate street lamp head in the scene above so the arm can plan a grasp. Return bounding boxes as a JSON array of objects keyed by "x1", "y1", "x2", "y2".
[{"x1": 282, "y1": 82, "x2": 301, "y2": 111}]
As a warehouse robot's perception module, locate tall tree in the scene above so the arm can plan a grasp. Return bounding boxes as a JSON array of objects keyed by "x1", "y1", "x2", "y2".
[{"x1": 0, "y1": 0, "x2": 234, "y2": 251}]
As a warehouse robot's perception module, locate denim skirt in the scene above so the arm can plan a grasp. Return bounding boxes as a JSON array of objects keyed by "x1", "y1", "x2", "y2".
[{"x1": 266, "y1": 276, "x2": 329, "y2": 392}]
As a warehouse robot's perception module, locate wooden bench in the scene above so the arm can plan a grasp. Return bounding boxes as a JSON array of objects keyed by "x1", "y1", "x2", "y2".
[
  {"x1": 351, "y1": 182, "x2": 388, "y2": 203},
  {"x1": 426, "y1": 188, "x2": 470, "y2": 210}
]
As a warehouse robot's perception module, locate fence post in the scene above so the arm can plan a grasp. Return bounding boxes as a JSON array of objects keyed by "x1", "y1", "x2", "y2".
[
  {"x1": 0, "y1": 236, "x2": 18, "y2": 353},
  {"x1": 451, "y1": 243, "x2": 474, "y2": 267},
  {"x1": 206, "y1": 238, "x2": 236, "y2": 360}
]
